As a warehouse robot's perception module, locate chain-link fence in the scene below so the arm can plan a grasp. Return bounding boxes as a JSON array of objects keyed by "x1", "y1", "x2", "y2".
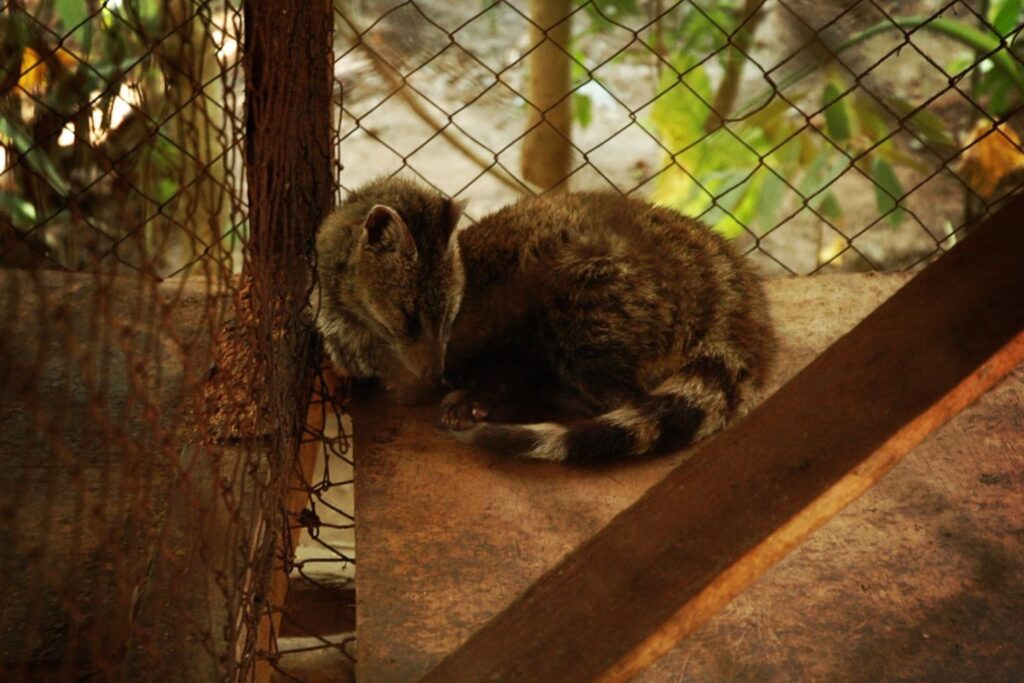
[
  {"x1": 337, "y1": 0, "x2": 1024, "y2": 274},
  {"x1": 2, "y1": 0, "x2": 1023, "y2": 681}
]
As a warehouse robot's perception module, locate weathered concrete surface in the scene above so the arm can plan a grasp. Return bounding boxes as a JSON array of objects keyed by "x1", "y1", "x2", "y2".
[
  {"x1": 0, "y1": 270, "x2": 238, "y2": 681},
  {"x1": 354, "y1": 273, "x2": 1024, "y2": 682}
]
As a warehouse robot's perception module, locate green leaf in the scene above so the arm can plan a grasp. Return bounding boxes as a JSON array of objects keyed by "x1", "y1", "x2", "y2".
[
  {"x1": 944, "y1": 53, "x2": 974, "y2": 78},
  {"x1": 0, "y1": 117, "x2": 70, "y2": 196},
  {"x1": 712, "y1": 216, "x2": 748, "y2": 239},
  {"x1": 879, "y1": 94, "x2": 956, "y2": 149},
  {"x1": 844, "y1": 16, "x2": 1024, "y2": 94},
  {"x1": 55, "y1": 0, "x2": 94, "y2": 55},
  {"x1": 869, "y1": 157, "x2": 904, "y2": 227},
  {"x1": 155, "y1": 179, "x2": 179, "y2": 204},
  {"x1": 848, "y1": 93, "x2": 888, "y2": 142},
  {"x1": 573, "y1": 93, "x2": 593, "y2": 129},
  {"x1": 991, "y1": 0, "x2": 1024, "y2": 35},
  {"x1": 0, "y1": 190, "x2": 38, "y2": 229},
  {"x1": 815, "y1": 192, "x2": 842, "y2": 222},
  {"x1": 135, "y1": 0, "x2": 166, "y2": 29},
  {"x1": 55, "y1": 0, "x2": 89, "y2": 32},
  {"x1": 650, "y1": 65, "x2": 713, "y2": 153},
  {"x1": 724, "y1": 172, "x2": 762, "y2": 230},
  {"x1": 977, "y1": 68, "x2": 1015, "y2": 115},
  {"x1": 586, "y1": 0, "x2": 642, "y2": 24},
  {"x1": 754, "y1": 168, "x2": 788, "y2": 229},
  {"x1": 798, "y1": 148, "x2": 849, "y2": 199},
  {"x1": 821, "y1": 82, "x2": 852, "y2": 142}
]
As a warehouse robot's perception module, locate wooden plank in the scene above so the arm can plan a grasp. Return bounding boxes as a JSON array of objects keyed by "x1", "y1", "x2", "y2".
[
  {"x1": 650, "y1": 365, "x2": 1024, "y2": 682},
  {"x1": 602, "y1": 333, "x2": 1024, "y2": 683},
  {"x1": 415, "y1": 197, "x2": 1024, "y2": 681},
  {"x1": 239, "y1": 0, "x2": 332, "y2": 678},
  {"x1": 353, "y1": 274, "x2": 1024, "y2": 682},
  {"x1": 354, "y1": 272, "x2": 913, "y2": 682}
]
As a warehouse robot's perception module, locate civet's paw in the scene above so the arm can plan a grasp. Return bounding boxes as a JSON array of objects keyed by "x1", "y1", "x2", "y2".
[{"x1": 439, "y1": 389, "x2": 489, "y2": 431}]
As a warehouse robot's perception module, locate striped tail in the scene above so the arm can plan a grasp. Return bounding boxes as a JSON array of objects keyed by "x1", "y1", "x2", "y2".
[{"x1": 452, "y1": 355, "x2": 751, "y2": 465}]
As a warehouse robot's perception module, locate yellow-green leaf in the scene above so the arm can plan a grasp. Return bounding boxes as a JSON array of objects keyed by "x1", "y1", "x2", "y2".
[
  {"x1": 870, "y1": 157, "x2": 904, "y2": 227},
  {"x1": 821, "y1": 82, "x2": 851, "y2": 142}
]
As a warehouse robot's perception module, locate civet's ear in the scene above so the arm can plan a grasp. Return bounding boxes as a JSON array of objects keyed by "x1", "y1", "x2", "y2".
[
  {"x1": 443, "y1": 196, "x2": 469, "y2": 232},
  {"x1": 363, "y1": 205, "x2": 416, "y2": 256}
]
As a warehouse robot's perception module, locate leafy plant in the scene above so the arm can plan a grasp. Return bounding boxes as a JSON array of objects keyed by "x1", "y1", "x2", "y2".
[
  {"x1": 570, "y1": 0, "x2": 1023, "y2": 247},
  {"x1": 0, "y1": 1, "x2": 234, "y2": 272}
]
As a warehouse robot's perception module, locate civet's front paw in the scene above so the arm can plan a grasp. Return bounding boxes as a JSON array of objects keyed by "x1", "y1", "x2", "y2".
[{"x1": 439, "y1": 389, "x2": 489, "y2": 431}]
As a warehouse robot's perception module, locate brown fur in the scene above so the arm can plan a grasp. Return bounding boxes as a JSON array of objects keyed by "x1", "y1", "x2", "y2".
[
  {"x1": 313, "y1": 176, "x2": 462, "y2": 404},
  {"x1": 441, "y1": 191, "x2": 776, "y2": 463},
  {"x1": 315, "y1": 178, "x2": 776, "y2": 461}
]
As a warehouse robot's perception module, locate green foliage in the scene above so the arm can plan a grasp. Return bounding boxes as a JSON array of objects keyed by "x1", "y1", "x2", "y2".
[
  {"x1": 977, "y1": 0, "x2": 1024, "y2": 115},
  {"x1": 642, "y1": 2, "x2": 1023, "y2": 241},
  {"x1": 848, "y1": 8, "x2": 1024, "y2": 118},
  {"x1": 869, "y1": 158, "x2": 904, "y2": 227},
  {"x1": 0, "y1": 189, "x2": 38, "y2": 230},
  {"x1": 573, "y1": 88, "x2": 593, "y2": 128},
  {"x1": 645, "y1": 2, "x2": 828, "y2": 237},
  {"x1": 567, "y1": 0, "x2": 1022, "y2": 244},
  {"x1": 55, "y1": 0, "x2": 90, "y2": 27},
  {"x1": 583, "y1": 0, "x2": 643, "y2": 27},
  {"x1": 992, "y1": 0, "x2": 1024, "y2": 34},
  {"x1": 0, "y1": 116, "x2": 70, "y2": 196},
  {"x1": 0, "y1": 2, "x2": 210, "y2": 268},
  {"x1": 821, "y1": 83, "x2": 851, "y2": 142},
  {"x1": 570, "y1": 47, "x2": 593, "y2": 129}
]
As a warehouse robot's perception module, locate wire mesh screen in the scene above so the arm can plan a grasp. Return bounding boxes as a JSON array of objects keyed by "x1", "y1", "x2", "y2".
[
  {"x1": 0, "y1": 0, "x2": 246, "y2": 275},
  {"x1": 335, "y1": 0, "x2": 1024, "y2": 274},
  {"x1": 2, "y1": 0, "x2": 1023, "y2": 681},
  {"x1": 0, "y1": 0, "x2": 352, "y2": 681}
]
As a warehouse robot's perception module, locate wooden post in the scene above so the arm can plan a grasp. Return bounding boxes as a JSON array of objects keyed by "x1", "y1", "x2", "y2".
[
  {"x1": 420, "y1": 197, "x2": 1024, "y2": 681},
  {"x1": 244, "y1": 0, "x2": 333, "y2": 277},
  {"x1": 240, "y1": 0, "x2": 332, "y2": 679},
  {"x1": 520, "y1": 0, "x2": 573, "y2": 191},
  {"x1": 253, "y1": 374, "x2": 330, "y2": 683}
]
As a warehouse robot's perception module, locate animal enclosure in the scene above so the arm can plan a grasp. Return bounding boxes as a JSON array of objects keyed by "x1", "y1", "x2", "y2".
[{"x1": 0, "y1": 1, "x2": 1022, "y2": 681}]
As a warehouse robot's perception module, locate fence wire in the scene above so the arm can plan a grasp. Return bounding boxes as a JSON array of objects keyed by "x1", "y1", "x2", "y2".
[
  {"x1": 0, "y1": 0, "x2": 354, "y2": 681},
  {"x1": 1, "y1": 0, "x2": 1022, "y2": 681},
  {"x1": 335, "y1": 0, "x2": 1024, "y2": 274}
]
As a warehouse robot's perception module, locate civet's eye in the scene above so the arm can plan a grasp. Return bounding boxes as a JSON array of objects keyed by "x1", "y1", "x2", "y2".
[{"x1": 403, "y1": 308, "x2": 421, "y2": 338}]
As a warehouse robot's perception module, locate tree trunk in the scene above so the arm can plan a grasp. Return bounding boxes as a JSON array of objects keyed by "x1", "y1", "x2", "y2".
[
  {"x1": 237, "y1": 0, "x2": 333, "y2": 677},
  {"x1": 521, "y1": 0, "x2": 573, "y2": 192}
]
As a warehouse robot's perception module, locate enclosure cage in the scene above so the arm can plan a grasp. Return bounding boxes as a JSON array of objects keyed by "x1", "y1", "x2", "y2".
[{"x1": 0, "y1": 0, "x2": 1022, "y2": 681}]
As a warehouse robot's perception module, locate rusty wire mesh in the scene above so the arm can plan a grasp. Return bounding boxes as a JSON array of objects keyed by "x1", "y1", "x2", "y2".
[
  {"x1": 0, "y1": 0, "x2": 352, "y2": 681},
  {"x1": 2, "y1": 0, "x2": 1024, "y2": 681}
]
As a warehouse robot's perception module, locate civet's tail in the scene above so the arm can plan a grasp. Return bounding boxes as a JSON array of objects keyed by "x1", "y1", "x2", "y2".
[{"x1": 453, "y1": 354, "x2": 754, "y2": 464}]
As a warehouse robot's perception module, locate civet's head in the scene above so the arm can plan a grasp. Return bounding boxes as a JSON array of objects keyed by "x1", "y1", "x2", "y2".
[{"x1": 315, "y1": 177, "x2": 464, "y2": 387}]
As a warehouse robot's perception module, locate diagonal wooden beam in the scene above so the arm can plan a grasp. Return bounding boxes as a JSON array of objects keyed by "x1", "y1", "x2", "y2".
[{"x1": 420, "y1": 197, "x2": 1024, "y2": 683}]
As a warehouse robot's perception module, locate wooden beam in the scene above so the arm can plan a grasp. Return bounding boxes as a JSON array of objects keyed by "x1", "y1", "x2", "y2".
[
  {"x1": 240, "y1": 0, "x2": 332, "y2": 679},
  {"x1": 253, "y1": 372, "x2": 330, "y2": 683},
  {"x1": 420, "y1": 197, "x2": 1024, "y2": 682},
  {"x1": 278, "y1": 581, "x2": 355, "y2": 638}
]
